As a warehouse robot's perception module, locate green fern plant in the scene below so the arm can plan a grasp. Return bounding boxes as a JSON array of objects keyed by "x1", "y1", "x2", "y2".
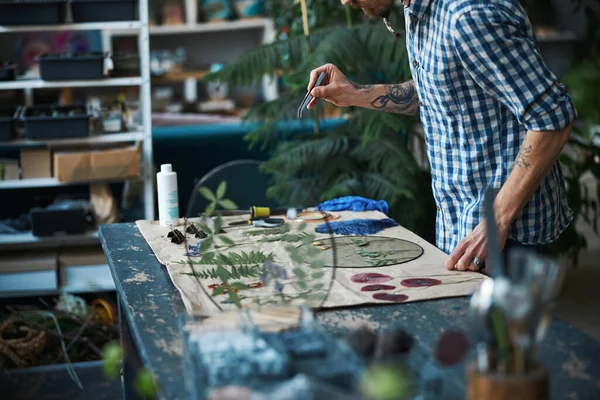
[{"x1": 205, "y1": 9, "x2": 436, "y2": 242}]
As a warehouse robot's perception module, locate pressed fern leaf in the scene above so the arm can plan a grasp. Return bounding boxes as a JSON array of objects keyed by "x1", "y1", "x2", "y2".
[
  {"x1": 244, "y1": 225, "x2": 291, "y2": 237},
  {"x1": 183, "y1": 265, "x2": 265, "y2": 280},
  {"x1": 185, "y1": 251, "x2": 275, "y2": 267}
]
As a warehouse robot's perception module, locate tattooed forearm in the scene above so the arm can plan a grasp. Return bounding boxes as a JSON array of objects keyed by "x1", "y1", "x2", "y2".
[
  {"x1": 349, "y1": 81, "x2": 373, "y2": 91},
  {"x1": 515, "y1": 144, "x2": 532, "y2": 170},
  {"x1": 370, "y1": 81, "x2": 420, "y2": 115}
]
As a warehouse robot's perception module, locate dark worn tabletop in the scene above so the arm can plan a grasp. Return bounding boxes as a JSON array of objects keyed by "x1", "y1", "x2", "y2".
[{"x1": 99, "y1": 223, "x2": 600, "y2": 400}]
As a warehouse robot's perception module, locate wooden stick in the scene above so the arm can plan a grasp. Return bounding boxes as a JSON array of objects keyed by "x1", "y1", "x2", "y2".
[{"x1": 299, "y1": 0, "x2": 310, "y2": 37}]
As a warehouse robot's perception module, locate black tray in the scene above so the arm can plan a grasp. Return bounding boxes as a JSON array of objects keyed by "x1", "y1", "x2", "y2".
[
  {"x1": 0, "y1": 61, "x2": 17, "y2": 81},
  {"x1": 21, "y1": 105, "x2": 90, "y2": 140},
  {"x1": 0, "y1": 106, "x2": 21, "y2": 141},
  {"x1": 30, "y1": 202, "x2": 89, "y2": 236},
  {"x1": 36, "y1": 52, "x2": 105, "y2": 81},
  {"x1": 71, "y1": 0, "x2": 136, "y2": 22},
  {"x1": 0, "y1": 0, "x2": 67, "y2": 25}
]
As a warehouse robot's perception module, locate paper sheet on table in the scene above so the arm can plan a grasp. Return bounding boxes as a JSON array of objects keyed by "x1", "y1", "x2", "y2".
[{"x1": 135, "y1": 211, "x2": 485, "y2": 313}]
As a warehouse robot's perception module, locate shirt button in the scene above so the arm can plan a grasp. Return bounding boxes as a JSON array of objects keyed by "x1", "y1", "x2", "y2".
[
  {"x1": 419, "y1": 101, "x2": 423, "y2": 107},
  {"x1": 413, "y1": 60, "x2": 419, "y2": 68}
]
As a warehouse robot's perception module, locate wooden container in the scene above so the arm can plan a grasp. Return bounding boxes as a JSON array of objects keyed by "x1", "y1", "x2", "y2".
[{"x1": 467, "y1": 363, "x2": 549, "y2": 400}]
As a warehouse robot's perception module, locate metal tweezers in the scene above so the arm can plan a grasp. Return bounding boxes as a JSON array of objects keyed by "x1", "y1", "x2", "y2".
[{"x1": 297, "y1": 72, "x2": 326, "y2": 119}]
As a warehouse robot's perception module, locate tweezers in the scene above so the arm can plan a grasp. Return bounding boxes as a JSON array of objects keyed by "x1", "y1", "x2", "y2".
[{"x1": 298, "y1": 71, "x2": 326, "y2": 119}]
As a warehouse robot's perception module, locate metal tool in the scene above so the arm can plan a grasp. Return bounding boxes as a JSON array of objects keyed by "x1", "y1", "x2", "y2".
[
  {"x1": 228, "y1": 218, "x2": 285, "y2": 228},
  {"x1": 484, "y1": 186, "x2": 505, "y2": 278},
  {"x1": 298, "y1": 72, "x2": 326, "y2": 119}
]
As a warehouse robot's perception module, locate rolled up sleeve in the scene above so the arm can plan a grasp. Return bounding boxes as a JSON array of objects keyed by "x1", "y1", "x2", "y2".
[{"x1": 450, "y1": 5, "x2": 577, "y2": 132}]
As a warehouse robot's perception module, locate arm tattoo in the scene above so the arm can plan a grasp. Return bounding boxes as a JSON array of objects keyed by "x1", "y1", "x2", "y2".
[
  {"x1": 515, "y1": 144, "x2": 532, "y2": 170},
  {"x1": 370, "y1": 81, "x2": 420, "y2": 115}
]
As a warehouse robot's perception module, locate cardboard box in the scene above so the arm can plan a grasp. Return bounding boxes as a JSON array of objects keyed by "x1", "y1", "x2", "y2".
[
  {"x1": 58, "y1": 245, "x2": 107, "y2": 268},
  {"x1": 20, "y1": 148, "x2": 52, "y2": 179},
  {"x1": 53, "y1": 144, "x2": 140, "y2": 183},
  {"x1": 0, "y1": 158, "x2": 19, "y2": 180},
  {"x1": 0, "y1": 250, "x2": 57, "y2": 273}
]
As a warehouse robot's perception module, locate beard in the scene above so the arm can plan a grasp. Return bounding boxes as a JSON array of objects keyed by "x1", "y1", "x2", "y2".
[{"x1": 350, "y1": 0, "x2": 395, "y2": 19}]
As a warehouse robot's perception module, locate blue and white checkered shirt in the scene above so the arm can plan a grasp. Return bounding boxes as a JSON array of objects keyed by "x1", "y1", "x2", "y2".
[{"x1": 403, "y1": 0, "x2": 577, "y2": 254}]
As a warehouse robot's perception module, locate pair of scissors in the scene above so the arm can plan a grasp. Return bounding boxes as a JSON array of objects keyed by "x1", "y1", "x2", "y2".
[{"x1": 297, "y1": 71, "x2": 326, "y2": 119}]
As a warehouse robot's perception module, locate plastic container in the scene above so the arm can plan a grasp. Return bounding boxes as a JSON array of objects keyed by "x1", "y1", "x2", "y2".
[
  {"x1": 22, "y1": 105, "x2": 90, "y2": 140},
  {"x1": 157, "y1": 164, "x2": 179, "y2": 227},
  {"x1": 0, "y1": 61, "x2": 17, "y2": 81},
  {"x1": 36, "y1": 52, "x2": 105, "y2": 81},
  {"x1": 0, "y1": 106, "x2": 21, "y2": 141},
  {"x1": 71, "y1": 0, "x2": 136, "y2": 22},
  {"x1": 111, "y1": 53, "x2": 140, "y2": 77},
  {"x1": 0, "y1": 0, "x2": 67, "y2": 25}
]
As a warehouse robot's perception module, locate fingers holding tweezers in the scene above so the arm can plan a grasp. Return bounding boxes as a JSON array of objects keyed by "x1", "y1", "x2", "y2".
[{"x1": 298, "y1": 71, "x2": 326, "y2": 119}]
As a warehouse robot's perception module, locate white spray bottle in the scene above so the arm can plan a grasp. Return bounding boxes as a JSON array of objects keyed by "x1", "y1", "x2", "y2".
[{"x1": 157, "y1": 164, "x2": 179, "y2": 226}]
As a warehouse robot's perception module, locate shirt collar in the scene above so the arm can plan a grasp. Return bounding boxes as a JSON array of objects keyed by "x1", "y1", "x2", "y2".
[{"x1": 404, "y1": 0, "x2": 432, "y2": 18}]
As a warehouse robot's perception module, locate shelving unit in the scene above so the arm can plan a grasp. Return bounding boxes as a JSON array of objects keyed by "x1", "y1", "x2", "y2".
[
  {"x1": 0, "y1": 0, "x2": 154, "y2": 296},
  {"x1": 105, "y1": 16, "x2": 278, "y2": 103}
]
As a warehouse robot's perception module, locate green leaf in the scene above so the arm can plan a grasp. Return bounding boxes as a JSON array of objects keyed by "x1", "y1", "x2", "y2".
[
  {"x1": 196, "y1": 222, "x2": 212, "y2": 235},
  {"x1": 288, "y1": 246, "x2": 304, "y2": 264},
  {"x1": 199, "y1": 237, "x2": 213, "y2": 251},
  {"x1": 133, "y1": 368, "x2": 158, "y2": 399},
  {"x1": 310, "y1": 260, "x2": 326, "y2": 269},
  {"x1": 297, "y1": 222, "x2": 308, "y2": 231},
  {"x1": 296, "y1": 280, "x2": 308, "y2": 290},
  {"x1": 218, "y1": 235, "x2": 236, "y2": 246},
  {"x1": 212, "y1": 285, "x2": 226, "y2": 296},
  {"x1": 205, "y1": 202, "x2": 216, "y2": 217},
  {"x1": 292, "y1": 268, "x2": 306, "y2": 278},
  {"x1": 199, "y1": 187, "x2": 216, "y2": 202},
  {"x1": 216, "y1": 181, "x2": 227, "y2": 200},
  {"x1": 229, "y1": 290, "x2": 241, "y2": 308},
  {"x1": 230, "y1": 282, "x2": 250, "y2": 290},
  {"x1": 102, "y1": 342, "x2": 123, "y2": 380},
  {"x1": 216, "y1": 266, "x2": 230, "y2": 283},
  {"x1": 219, "y1": 199, "x2": 238, "y2": 210},
  {"x1": 311, "y1": 271, "x2": 325, "y2": 279},
  {"x1": 313, "y1": 283, "x2": 325, "y2": 290},
  {"x1": 214, "y1": 216, "x2": 223, "y2": 234}
]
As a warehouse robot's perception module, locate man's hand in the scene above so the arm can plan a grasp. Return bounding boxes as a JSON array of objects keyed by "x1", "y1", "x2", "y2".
[
  {"x1": 306, "y1": 64, "x2": 361, "y2": 109},
  {"x1": 306, "y1": 64, "x2": 421, "y2": 115},
  {"x1": 444, "y1": 218, "x2": 509, "y2": 273}
]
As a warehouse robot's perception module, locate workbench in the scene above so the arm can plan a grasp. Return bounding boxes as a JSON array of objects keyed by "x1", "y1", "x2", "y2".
[{"x1": 99, "y1": 223, "x2": 600, "y2": 400}]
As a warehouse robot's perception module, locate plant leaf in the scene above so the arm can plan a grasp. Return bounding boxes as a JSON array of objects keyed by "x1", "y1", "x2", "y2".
[
  {"x1": 218, "y1": 235, "x2": 236, "y2": 246},
  {"x1": 292, "y1": 268, "x2": 306, "y2": 278},
  {"x1": 212, "y1": 285, "x2": 226, "y2": 296},
  {"x1": 205, "y1": 202, "x2": 217, "y2": 217},
  {"x1": 229, "y1": 290, "x2": 241, "y2": 308},
  {"x1": 199, "y1": 187, "x2": 216, "y2": 202},
  {"x1": 199, "y1": 237, "x2": 213, "y2": 251},
  {"x1": 216, "y1": 181, "x2": 227, "y2": 200},
  {"x1": 196, "y1": 222, "x2": 212, "y2": 235},
  {"x1": 219, "y1": 199, "x2": 238, "y2": 210},
  {"x1": 311, "y1": 271, "x2": 325, "y2": 279},
  {"x1": 230, "y1": 282, "x2": 250, "y2": 290},
  {"x1": 313, "y1": 283, "x2": 325, "y2": 290},
  {"x1": 214, "y1": 216, "x2": 223, "y2": 234},
  {"x1": 216, "y1": 266, "x2": 230, "y2": 283}
]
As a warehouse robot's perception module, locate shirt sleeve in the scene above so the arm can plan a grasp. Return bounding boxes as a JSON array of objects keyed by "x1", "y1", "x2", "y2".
[{"x1": 450, "y1": 4, "x2": 577, "y2": 132}]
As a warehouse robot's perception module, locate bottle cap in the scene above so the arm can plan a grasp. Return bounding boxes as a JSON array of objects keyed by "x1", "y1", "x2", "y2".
[{"x1": 161, "y1": 164, "x2": 173, "y2": 173}]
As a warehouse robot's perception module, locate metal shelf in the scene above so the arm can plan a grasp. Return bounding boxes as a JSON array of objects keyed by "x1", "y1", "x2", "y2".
[
  {"x1": 0, "y1": 131, "x2": 145, "y2": 147},
  {"x1": 536, "y1": 31, "x2": 578, "y2": 42},
  {"x1": 0, "y1": 21, "x2": 141, "y2": 33},
  {"x1": 0, "y1": 77, "x2": 143, "y2": 90},
  {"x1": 111, "y1": 18, "x2": 270, "y2": 36},
  {"x1": 0, "y1": 231, "x2": 99, "y2": 247},
  {"x1": 0, "y1": 176, "x2": 141, "y2": 189}
]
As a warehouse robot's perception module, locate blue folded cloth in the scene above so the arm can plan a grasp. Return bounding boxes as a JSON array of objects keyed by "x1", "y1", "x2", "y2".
[
  {"x1": 315, "y1": 218, "x2": 398, "y2": 236},
  {"x1": 316, "y1": 196, "x2": 389, "y2": 214}
]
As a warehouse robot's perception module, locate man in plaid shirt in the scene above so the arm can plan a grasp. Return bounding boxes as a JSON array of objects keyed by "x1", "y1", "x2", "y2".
[{"x1": 307, "y1": 0, "x2": 577, "y2": 273}]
